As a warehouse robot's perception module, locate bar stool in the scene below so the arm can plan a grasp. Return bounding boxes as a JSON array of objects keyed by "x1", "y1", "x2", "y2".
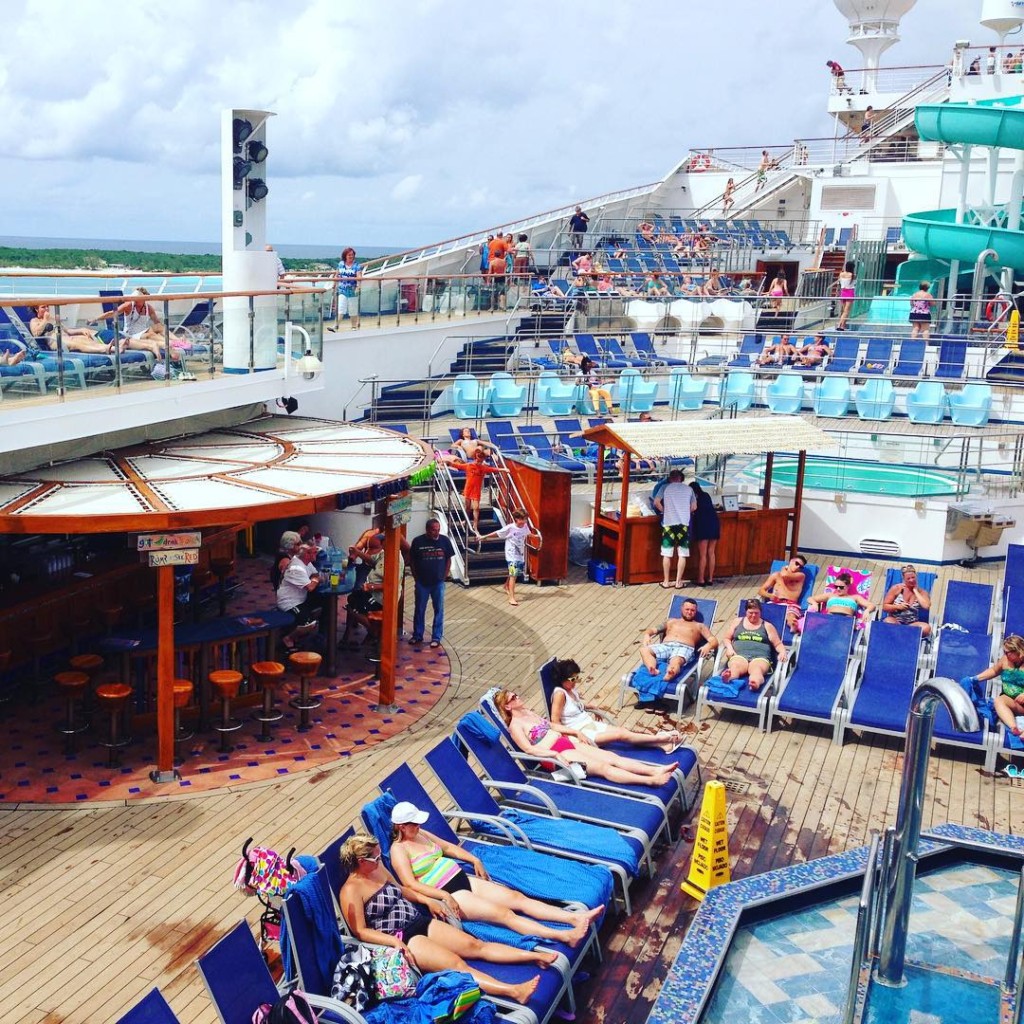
[
  {"x1": 99, "y1": 603, "x2": 124, "y2": 636},
  {"x1": 366, "y1": 610, "x2": 384, "y2": 678},
  {"x1": 172, "y1": 679, "x2": 195, "y2": 762},
  {"x1": 211, "y1": 557, "x2": 235, "y2": 616},
  {"x1": 288, "y1": 651, "x2": 322, "y2": 732},
  {"x1": 55, "y1": 671, "x2": 90, "y2": 753},
  {"x1": 69, "y1": 653, "x2": 104, "y2": 715},
  {"x1": 96, "y1": 682, "x2": 133, "y2": 767},
  {"x1": 209, "y1": 669, "x2": 244, "y2": 753},
  {"x1": 251, "y1": 661, "x2": 285, "y2": 742}
]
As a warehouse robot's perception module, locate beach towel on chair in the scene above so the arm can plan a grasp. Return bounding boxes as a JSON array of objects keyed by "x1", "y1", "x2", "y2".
[
  {"x1": 633, "y1": 660, "x2": 677, "y2": 702},
  {"x1": 824, "y1": 565, "x2": 872, "y2": 629},
  {"x1": 705, "y1": 674, "x2": 747, "y2": 700}
]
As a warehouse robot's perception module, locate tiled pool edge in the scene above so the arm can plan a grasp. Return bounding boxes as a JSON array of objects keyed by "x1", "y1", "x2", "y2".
[{"x1": 647, "y1": 824, "x2": 1024, "y2": 1024}]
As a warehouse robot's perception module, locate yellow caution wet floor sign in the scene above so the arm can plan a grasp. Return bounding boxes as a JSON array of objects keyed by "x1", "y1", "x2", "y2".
[{"x1": 681, "y1": 780, "x2": 730, "y2": 901}]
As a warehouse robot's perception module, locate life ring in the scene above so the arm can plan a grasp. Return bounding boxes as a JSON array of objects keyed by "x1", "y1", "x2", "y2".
[
  {"x1": 986, "y1": 297, "x2": 1011, "y2": 324},
  {"x1": 690, "y1": 154, "x2": 711, "y2": 173}
]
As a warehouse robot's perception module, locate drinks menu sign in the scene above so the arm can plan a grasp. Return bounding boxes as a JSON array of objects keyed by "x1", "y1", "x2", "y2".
[{"x1": 137, "y1": 532, "x2": 202, "y2": 551}]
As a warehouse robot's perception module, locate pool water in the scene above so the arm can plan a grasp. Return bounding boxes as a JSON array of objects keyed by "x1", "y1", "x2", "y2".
[
  {"x1": 740, "y1": 455, "x2": 961, "y2": 497},
  {"x1": 701, "y1": 861, "x2": 1015, "y2": 1023}
]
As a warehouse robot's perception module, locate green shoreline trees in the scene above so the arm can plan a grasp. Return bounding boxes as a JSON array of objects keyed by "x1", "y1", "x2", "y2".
[{"x1": 0, "y1": 247, "x2": 335, "y2": 274}]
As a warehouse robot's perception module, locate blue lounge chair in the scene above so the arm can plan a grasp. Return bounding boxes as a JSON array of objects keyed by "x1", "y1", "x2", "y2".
[
  {"x1": 728, "y1": 335, "x2": 764, "y2": 368},
  {"x1": 1006, "y1": 586, "x2": 1024, "y2": 638},
  {"x1": 858, "y1": 338, "x2": 894, "y2": 374},
  {"x1": 454, "y1": 710, "x2": 670, "y2": 860},
  {"x1": 948, "y1": 383, "x2": 992, "y2": 427},
  {"x1": 668, "y1": 369, "x2": 709, "y2": 410},
  {"x1": 618, "y1": 595, "x2": 718, "y2": 716},
  {"x1": 489, "y1": 372, "x2": 526, "y2": 416},
  {"x1": 537, "y1": 371, "x2": 579, "y2": 416},
  {"x1": 381, "y1": 423, "x2": 409, "y2": 434},
  {"x1": 613, "y1": 368, "x2": 657, "y2": 413},
  {"x1": 453, "y1": 373, "x2": 492, "y2": 419},
  {"x1": 1004, "y1": 545, "x2": 1024, "y2": 618},
  {"x1": 854, "y1": 378, "x2": 895, "y2": 421},
  {"x1": 424, "y1": 737, "x2": 643, "y2": 912},
  {"x1": 630, "y1": 332, "x2": 687, "y2": 366},
  {"x1": 930, "y1": 630, "x2": 997, "y2": 764},
  {"x1": 600, "y1": 338, "x2": 646, "y2": 368},
  {"x1": 905, "y1": 381, "x2": 947, "y2": 423},
  {"x1": 942, "y1": 580, "x2": 993, "y2": 634},
  {"x1": 766, "y1": 612, "x2": 855, "y2": 738},
  {"x1": 935, "y1": 340, "x2": 968, "y2": 380},
  {"x1": 721, "y1": 371, "x2": 755, "y2": 411},
  {"x1": 116, "y1": 989, "x2": 180, "y2": 1024},
  {"x1": 486, "y1": 421, "x2": 523, "y2": 459},
  {"x1": 197, "y1": 921, "x2": 354, "y2": 1024},
  {"x1": 839, "y1": 622, "x2": 923, "y2": 744},
  {"x1": 515, "y1": 425, "x2": 588, "y2": 473},
  {"x1": 892, "y1": 339, "x2": 926, "y2": 377},
  {"x1": 535, "y1": 657, "x2": 701, "y2": 814},
  {"x1": 574, "y1": 334, "x2": 604, "y2": 364},
  {"x1": 813, "y1": 376, "x2": 851, "y2": 417},
  {"x1": 765, "y1": 372, "x2": 804, "y2": 413},
  {"x1": 375, "y1": 763, "x2": 614, "y2": 915},
  {"x1": 823, "y1": 337, "x2": 859, "y2": 374}
]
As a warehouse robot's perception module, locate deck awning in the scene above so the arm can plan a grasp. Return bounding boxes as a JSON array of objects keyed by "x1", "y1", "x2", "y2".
[
  {"x1": 0, "y1": 415, "x2": 432, "y2": 534},
  {"x1": 582, "y1": 415, "x2": 838, "y2": 459}
]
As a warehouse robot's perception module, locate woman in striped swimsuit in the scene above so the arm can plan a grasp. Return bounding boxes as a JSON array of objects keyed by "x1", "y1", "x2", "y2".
[{"x1": 389, "y1": 801, "x2": 600, "y2": 944}]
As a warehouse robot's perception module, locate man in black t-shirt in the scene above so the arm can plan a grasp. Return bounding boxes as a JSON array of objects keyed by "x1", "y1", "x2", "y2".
[
  {"x1": 567, "y1": 206, "x2": 589, "y2": 250},
  {"x1": 402, "y1": 518, "x2": 456, "y2": 647}
]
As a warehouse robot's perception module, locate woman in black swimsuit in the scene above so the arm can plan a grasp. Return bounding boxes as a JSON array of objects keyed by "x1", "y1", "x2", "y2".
[{"x1": 338, "y1": 833, "x2": 552, "y2": 1005}]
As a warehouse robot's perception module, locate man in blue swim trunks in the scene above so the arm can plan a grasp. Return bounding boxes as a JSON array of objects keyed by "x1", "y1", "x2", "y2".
[{"x1": 640, "y1": 598, "x2": 718, "y2": 683}]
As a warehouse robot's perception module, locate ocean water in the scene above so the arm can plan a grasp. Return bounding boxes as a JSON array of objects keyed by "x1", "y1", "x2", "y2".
[{"x1": 0, "y1": 235, "x2": 401, "y2": 260}]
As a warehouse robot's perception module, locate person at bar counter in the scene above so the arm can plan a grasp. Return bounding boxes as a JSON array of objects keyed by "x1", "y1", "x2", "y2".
[
  {"x1": 401, "y1": 518, "x2": 455, "y2": 649},
  {"x1": 277, "y1": 542, "x2": 322, "y2": 651},
  {"x1": 653, "y1": 467, "x2": 696, "y2": 590}
]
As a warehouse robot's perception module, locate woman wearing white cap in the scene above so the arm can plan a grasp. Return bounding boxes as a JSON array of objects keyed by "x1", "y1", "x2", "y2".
[{"x1": 389, "y1": 802, "x2": 601, "y2": 945}]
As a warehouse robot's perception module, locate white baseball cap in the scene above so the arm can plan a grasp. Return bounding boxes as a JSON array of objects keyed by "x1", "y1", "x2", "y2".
[{"x1": 391, "y1": 801, "x2": 429, "y2": 825}]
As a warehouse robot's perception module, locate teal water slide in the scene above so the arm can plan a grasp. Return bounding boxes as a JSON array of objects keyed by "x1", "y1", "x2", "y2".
[{"x1": 902, "y1": 96, "x2": 1024, "y2": 270}]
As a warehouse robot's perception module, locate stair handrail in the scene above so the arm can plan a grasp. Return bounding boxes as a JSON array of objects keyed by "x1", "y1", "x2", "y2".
[
  {"x1": 485, "y1": 448, "x2": 544, "y2": 560},
  {"x1": 840, "y1": 831, "x2": 881, "y2": 1024},
  {"x1": 432, "y1": 454, "x2": 478, "y2": 580}
]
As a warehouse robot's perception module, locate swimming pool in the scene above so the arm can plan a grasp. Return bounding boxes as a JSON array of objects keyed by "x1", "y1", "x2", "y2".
[{"x1": 739, "y1": 455, "x2": 962, "y2": 497}]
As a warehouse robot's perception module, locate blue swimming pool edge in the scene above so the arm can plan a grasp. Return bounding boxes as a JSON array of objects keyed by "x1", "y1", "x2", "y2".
[{"x1": 645, "y1": 823, "x2": 1024, "y2": 1024}]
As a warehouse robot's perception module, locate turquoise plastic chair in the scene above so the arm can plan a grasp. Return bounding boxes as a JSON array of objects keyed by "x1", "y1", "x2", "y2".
[
  {"x1": 765, "y1": 373, "x2": 804, "y2": 414},
  {"x1": 854, "y1": 378, "x2": 895, "y2": 421},
  {"x1": 613, "y1": 368, "x2": 658, "y2": 413},
  {"x1": 537, "y1": 370, "x2": 578, "y2": 415},
  {"x1": 721, "y1": 371, "x2": 755, "y2": 411},
  {"x1": 669, "y1": 368, "x2": 708, "y2": 410},
  {"x1": 949, "y1": 383, "x2": 992, "y2": 427},
  {"x1": 452, "y1": 373, "x2": 490, "y2": 419},
  {"x1": 905, "y1": 380, "x2": 947, "y2": 424},
  {"x1": 813, "y1": 376, "x2": 851, "y2": 417},
  {"x1": 488, "y1": 371, "x2": 526, "y2": 416}
]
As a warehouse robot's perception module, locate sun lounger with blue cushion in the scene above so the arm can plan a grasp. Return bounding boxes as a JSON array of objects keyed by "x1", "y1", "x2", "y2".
[
  {"x1": 929, "y1": 629, "x2": 997, "y2": 764},
  {"x1": 617, "y1": 595, "x2": 717, "y2": 715},
  {"x1": 537, "y1": 657, "x2": 702, "y2": 814},
  {"x1": 116, "y1": 989, "x2": 181, "y2": 1024},
  {"x1": 839, "y1": 622, "x2": 922, "y2": 744},
  {"x1": 824, "y1": 336, "x2": 860, "y2": 374},
  {"x1": 424, "y1": 737, "x2": 643, "y2": 913},
  {"x1": 630, "y1": 332, "x2": 687, "y2": 366},
  {"x1": 515, "y1": 425, "x2": 588, "y2": 473},
  {"x1": 574, "y1": 334, "x2": 605, "y2": 364},
  {"x1": 765, "y1": 612, "x2": 856, "y2": 739},
  {"x1": 1003, "y1": 544, "x2": 1024, "y2": 619},
  {"x1": 941, "y1": 580, "x2": 993, "y2": 634},
  {"x1": 375, "y1": 762, "x2": 614, "y2": 914},
  {"x1": 462, "y1": 707, "x2": 673, "y2": 851},
  {"x1": 599, "y1": 337, "x2": 646, "y2": 368}
]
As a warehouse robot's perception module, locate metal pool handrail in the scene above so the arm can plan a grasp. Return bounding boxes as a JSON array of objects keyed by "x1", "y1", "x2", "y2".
[
  {"x1": 1008, "y1": 865, "x2": 1024, "y2": 1001},
  {"x1": 841, "y1": 830, "x2": 881, "y2": 1024}
]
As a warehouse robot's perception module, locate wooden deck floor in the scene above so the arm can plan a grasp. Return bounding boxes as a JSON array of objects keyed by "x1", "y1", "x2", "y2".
[{"x1": 2, "y1": 557, "x2": 1021, "y2": 1023}]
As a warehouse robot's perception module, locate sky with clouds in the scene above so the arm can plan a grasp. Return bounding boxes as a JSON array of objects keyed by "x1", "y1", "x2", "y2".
[{"x1": 0, "y1": 0, "x2": 1000, "y2": 250}]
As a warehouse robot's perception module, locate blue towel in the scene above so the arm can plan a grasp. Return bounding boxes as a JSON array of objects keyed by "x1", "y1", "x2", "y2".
[
  {"x1": 473, "y1": 807, "x2": 641, "y2": 874},
  {"x1": 705, "y1": 674, "x2": 747, "y2": 700},
  {"x1": 633, "y1": 660, "x2": 674, "y2": 702},
  {"x1": 279, "y1": 867, "x2": 342, "y2": 993},
  {"x1": 958, "y1": 675, "x2": 998, "y2": 730},
  {"x1": 362, "y1": 790, "x2": 538, "y2": 950}
]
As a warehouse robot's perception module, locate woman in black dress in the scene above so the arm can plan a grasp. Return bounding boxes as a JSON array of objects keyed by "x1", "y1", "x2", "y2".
[{"x1": 690, "y1": 481, "x2": 720, "y2": 586}]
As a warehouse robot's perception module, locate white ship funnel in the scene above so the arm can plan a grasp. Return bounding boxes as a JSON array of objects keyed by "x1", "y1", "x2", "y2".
[
  {"x1": 981, "y1": 0, "x2": 1024, "y2": 40},
  {"x1": 833, "y1": 0, "x2": 917, "y2": 90}
]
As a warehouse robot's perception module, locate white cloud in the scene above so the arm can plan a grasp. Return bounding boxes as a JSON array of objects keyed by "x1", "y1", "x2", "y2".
[{"x1": 0, "y1": 0, "x2": 990, "y2": 247}]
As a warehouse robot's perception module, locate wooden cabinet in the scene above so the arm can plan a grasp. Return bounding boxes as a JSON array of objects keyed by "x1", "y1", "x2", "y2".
[
  {"x1": 592, "y1": 506, "x2": 792, "y2": 586},
  {"x1": 506, "y1": 456, "x2": 571, "y2": 583}
]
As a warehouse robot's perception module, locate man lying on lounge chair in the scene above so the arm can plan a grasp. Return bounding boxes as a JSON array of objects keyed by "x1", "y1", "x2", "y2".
[{"x1": 640, "y1": 598, "x2": 718, "y2": 683}]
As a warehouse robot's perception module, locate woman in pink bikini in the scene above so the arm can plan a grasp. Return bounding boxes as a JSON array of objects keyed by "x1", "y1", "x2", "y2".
[
  {"x1": 494, "y1": 689, "x2": 677, "y2": 787},
  {"x1": 835, "y1": 261, "x2": 856, "y2": 331}
]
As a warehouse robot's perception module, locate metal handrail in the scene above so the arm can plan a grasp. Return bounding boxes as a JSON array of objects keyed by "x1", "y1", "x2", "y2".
[
  {"x1": 841, "y1": 831, "x2": 881, "y2": 1024},
  {"x1": 1005, "y1": 865, "x2": 1024, "y2": 992}
]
